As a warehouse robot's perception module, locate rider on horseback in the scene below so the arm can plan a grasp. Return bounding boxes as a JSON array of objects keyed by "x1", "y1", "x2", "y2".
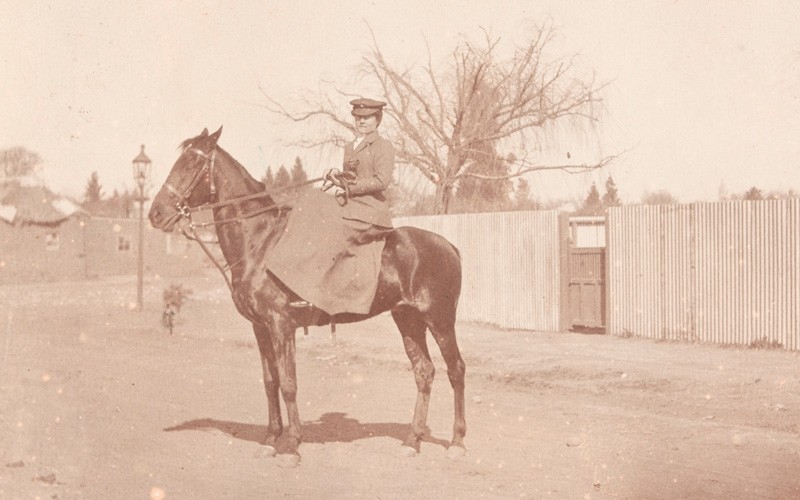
[
  {"x1": 266, "y1": 98, "x2": 395, "y2": 316},
  {"x1": 148, "y1": 116, "x2": 465, "y2": 457}
]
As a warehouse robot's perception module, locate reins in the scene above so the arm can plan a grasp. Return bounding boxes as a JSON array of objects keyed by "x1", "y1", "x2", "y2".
[
  {"x1": 182, "y1": 181, "x2": 321, "y2": 228},
  {"x1": 166, "y1": 144, "x2": 323, "y2": 225},
  {"x1": 177, "y1": 179, "x2": 321, "y2": 293},
  {"x1": 165, "y1": 145, "x2": 328, "y2": 291},
  {"x1": 181, "y1": 226, "x2": 236, "y2": 292},
  {"x1": 166, "y1": 143, "x2": 343, "y2": 297},
  {"x1": 181, "y1": 176, "x2": 324, "y2": 216}
]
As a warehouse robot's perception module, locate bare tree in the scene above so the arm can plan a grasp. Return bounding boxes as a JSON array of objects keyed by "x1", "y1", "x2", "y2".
[
  {"x1": 743, "y1": 186, "x2": 764, "y2": 201},
  {"x1": 0, "y1": 146, "x2": 43, "y2": 180},
  {"x1": 641, "y1": 189, "x2": 680, "y2": 205},
  {"x1": 262, "y1": 22, "x2": 614, "y2": 214}
]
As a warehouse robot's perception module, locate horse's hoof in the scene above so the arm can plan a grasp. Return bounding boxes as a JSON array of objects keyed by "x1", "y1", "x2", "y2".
[
  {"x1": 277, "y1": 453, "x2": 301, "y2": 468},
  {"x1": 446, "y1": 446, "x2": 467, "y2": 460},
  {"x1": 398, "y1": 445, "x2": 418, "y2": 458},
  {"x1": 254, "y1": 445, "x2": 277, "y2": 458}
]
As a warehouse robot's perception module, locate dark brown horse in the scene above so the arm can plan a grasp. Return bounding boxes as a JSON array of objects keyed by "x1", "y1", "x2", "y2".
[{"x1": 148, "y1": 127, "x2": 466, "y2": 460}]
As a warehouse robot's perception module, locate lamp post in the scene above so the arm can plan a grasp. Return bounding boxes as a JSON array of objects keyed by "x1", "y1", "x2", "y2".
[{"x1": 132, "y1": 144, "x2": 151, "y2": 312}]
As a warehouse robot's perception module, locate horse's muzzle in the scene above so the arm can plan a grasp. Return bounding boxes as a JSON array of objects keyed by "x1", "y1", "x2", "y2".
[
  {"x1": 148, "y1": 205, "x2": 164, "y2": 225},
  {"x1": 149, "y1": 205, "x2": 180, "y2": 231}
]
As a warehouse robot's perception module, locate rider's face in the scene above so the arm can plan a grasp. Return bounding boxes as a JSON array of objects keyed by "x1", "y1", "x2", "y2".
[{"x1": 354, "y1": 114, "x2": 378, "y2": 137}]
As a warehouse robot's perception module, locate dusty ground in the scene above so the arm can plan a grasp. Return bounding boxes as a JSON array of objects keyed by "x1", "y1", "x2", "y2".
[{"x1": 1, "y1": 270, "x2": 799, "y2": 499}]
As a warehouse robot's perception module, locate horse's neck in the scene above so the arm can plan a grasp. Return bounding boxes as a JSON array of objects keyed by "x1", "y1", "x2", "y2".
[
  {"x1": 213, "y1": 148, "x2": 263, "y2": 201},
  {"x1": 210, "y1": 150, "x2": 276, "y2": 269}
]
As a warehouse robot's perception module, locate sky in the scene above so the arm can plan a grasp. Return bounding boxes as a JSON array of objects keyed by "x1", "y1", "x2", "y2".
[{"x1": 1, "y1": 0, "x2": 799, "y2": 205}]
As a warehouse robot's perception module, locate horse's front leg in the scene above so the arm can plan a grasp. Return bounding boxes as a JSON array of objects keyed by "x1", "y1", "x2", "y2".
[
  {"x1": 273, "y1": 323, "x2": 302, "y2": 459},
  {"x1": 252, "y1": 323, "x2": 282, "y2": 455}
]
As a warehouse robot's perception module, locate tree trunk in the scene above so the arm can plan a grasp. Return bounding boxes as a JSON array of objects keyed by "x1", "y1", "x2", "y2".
[
  {"x1": 434, "y1": 181, "x2": 453, "y2": 215},
  {"x1": 434, "y1": 151, "x2": 463, "y2": 214}
]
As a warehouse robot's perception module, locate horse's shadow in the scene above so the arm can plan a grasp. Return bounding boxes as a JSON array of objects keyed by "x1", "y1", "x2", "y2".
[{"x1": 164, "y1": 412, "x2": 450, "y2": 453}]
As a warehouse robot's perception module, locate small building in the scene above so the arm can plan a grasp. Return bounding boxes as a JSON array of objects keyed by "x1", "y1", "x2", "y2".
[
  {"x1": 0, "y1": 180, "x2": 206, "y2": 284},
  {"x1": 0, "y1": 179, "x2": 89, "y2": 282}
]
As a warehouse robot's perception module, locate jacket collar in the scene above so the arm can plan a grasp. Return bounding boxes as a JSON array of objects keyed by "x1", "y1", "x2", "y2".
[{"x1": 354, "y1": 131, "x2": 380, "y2": 153}]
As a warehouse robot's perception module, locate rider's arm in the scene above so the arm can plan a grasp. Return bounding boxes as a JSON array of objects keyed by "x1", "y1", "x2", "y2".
[{"x1": 348, "y1": 139, "x2": 394, "y2": 196}]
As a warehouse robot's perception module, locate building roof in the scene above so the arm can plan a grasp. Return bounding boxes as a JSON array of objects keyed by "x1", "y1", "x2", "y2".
[{"x1": 0, "y1": 180, "x2": 83, "y2": 225}]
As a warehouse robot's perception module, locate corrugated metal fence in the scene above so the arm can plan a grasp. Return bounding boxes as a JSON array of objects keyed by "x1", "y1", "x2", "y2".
[
  {"x1": 607, "y1": 200, "x2": 800, "y2": 349},
  {"x1": 393, "y1": 211, "x2": 562, "y2": 331}
]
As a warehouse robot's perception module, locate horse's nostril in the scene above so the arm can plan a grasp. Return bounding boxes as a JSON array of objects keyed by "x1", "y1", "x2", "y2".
[{"x1": 150, "y1": 207, "x2": 162, "y2": 224}]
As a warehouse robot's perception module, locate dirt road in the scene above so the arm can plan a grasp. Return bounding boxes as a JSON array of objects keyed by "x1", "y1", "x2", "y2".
[{"x1": 1, "y1": 272, "x2": 799, "y2": 499}]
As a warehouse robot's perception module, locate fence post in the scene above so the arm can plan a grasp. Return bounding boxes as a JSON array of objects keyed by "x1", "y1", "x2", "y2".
[
  {"x1": 605, "y1": 209, "x2": 612, "y2": 336},
  {"x1": 558, "y1": 212, "x2": 571, "y2": 332},
  {"x1": 689, "y1": 204, "x2": 697, "y2": 341}
]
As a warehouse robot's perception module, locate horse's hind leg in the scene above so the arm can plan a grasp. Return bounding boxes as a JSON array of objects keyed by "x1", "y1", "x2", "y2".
[
  {"x1": 392, "y1": 306, "x2": 435, "y2": 453},
  {"x1": 427, "y1": 317, "x2": 466, "y2": 453}
]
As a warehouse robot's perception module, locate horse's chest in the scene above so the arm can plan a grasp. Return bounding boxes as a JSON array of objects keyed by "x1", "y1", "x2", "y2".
[{"x1": 231, "y1": 275, "x2": 279, "y2": 321}]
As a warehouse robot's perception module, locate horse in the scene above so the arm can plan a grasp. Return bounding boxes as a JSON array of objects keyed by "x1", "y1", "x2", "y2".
[{"x1": 148, "y1": 127, "x2": 466, "y2": 460}]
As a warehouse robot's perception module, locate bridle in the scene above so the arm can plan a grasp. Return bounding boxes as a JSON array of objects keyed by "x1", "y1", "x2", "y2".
[
  {"x1": 165, "y1": 146, "x2": 218, "y2": 217},
  {"x1": 159, "y1": 142, "x2": 355, "y2": 336},
  {"x1": 165, "y1": 145, "x2": 327, "y2": 224},
  {"x1": 162, "y1": 144, "x2": 324, "y2": 292}
]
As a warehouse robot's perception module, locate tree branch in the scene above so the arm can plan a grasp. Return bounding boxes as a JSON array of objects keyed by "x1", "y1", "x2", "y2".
[
  {"x1": 258, "y1": 20, "x2": 612, "y2": 214},
  {"x1": 456, "y1": 154, "x2": 617, "y2": 181},
  {"x1": 256, "y1": 85, "x2": 355, "y2": 133}
]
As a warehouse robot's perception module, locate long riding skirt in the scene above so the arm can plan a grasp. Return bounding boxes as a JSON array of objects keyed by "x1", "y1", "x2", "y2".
[{"x1": 266, "y1": 189, "x2": 386, "y2": 315}]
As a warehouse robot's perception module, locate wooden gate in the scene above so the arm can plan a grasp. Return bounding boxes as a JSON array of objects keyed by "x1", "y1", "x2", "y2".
[{"x1": 567, "y1": 247, "x2": 606, "y2": 329}]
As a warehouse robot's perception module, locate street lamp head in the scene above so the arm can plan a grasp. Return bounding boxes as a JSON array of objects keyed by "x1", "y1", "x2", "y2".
[{"x1": 132, "y1": 144, "x2": 152, "y2": 188}]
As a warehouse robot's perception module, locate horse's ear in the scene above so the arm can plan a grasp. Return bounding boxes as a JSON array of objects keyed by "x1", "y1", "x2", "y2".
[
  {"x1": 210, "y1": 126, "x2": 223, "y2": 144},
  {"x1": 200, "y1": 128, "x2": 209, "y2": 138}
]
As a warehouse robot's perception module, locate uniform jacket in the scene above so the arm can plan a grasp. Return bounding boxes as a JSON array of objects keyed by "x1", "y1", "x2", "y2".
[{"x1": 340, "y1": 130, "x2": 394, "y2": 227}]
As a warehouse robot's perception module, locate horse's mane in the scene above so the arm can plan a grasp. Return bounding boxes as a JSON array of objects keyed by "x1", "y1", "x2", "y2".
[
  {"x1": 177, "y1": 135, "x2": 259, "y2": 186},
  {"x1": 177, "y1": 135, "x2": 201, "y2": 153}
]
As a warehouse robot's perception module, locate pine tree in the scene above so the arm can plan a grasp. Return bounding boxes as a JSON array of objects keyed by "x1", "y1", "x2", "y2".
[
  {"x1": 581, "y1": 183, "x2": 603, "y2": 215},
  {"x1": 274, "y1": 165, "x2": 291, "y2": 187},
  {"x1": 290, "y1": 157, "x2": 308, "y2": 184},
  {"x1": 84, "y1": 171, "x2": 104, "y2": 204},
  {"x1": 513, "y1": 177, "x2": 540, "y2": 210},
  {"x1": 602, "y1": 176, "x2": 621, "y2": 207},
  {"x1": 107, "y1": 189, "x2": 121, "y2": 217},
  {"x1": 262, "y1": 166, "x2": 275, "y2": 188}
]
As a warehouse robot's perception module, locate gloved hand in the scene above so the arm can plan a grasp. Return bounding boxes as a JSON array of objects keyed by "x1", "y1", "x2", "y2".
[
  {"x1": 335, "y1": 187, "x2": 350, "y2": 206},
  {"x1": 322, "y1": 168, "x2": 342, "y2": 190},
  {"x1": 323, "y1": 168, "x2": 356, "y2": 189},
  {"x1": 323, "y1": 168, "x2": 340, "y2": 185}
]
